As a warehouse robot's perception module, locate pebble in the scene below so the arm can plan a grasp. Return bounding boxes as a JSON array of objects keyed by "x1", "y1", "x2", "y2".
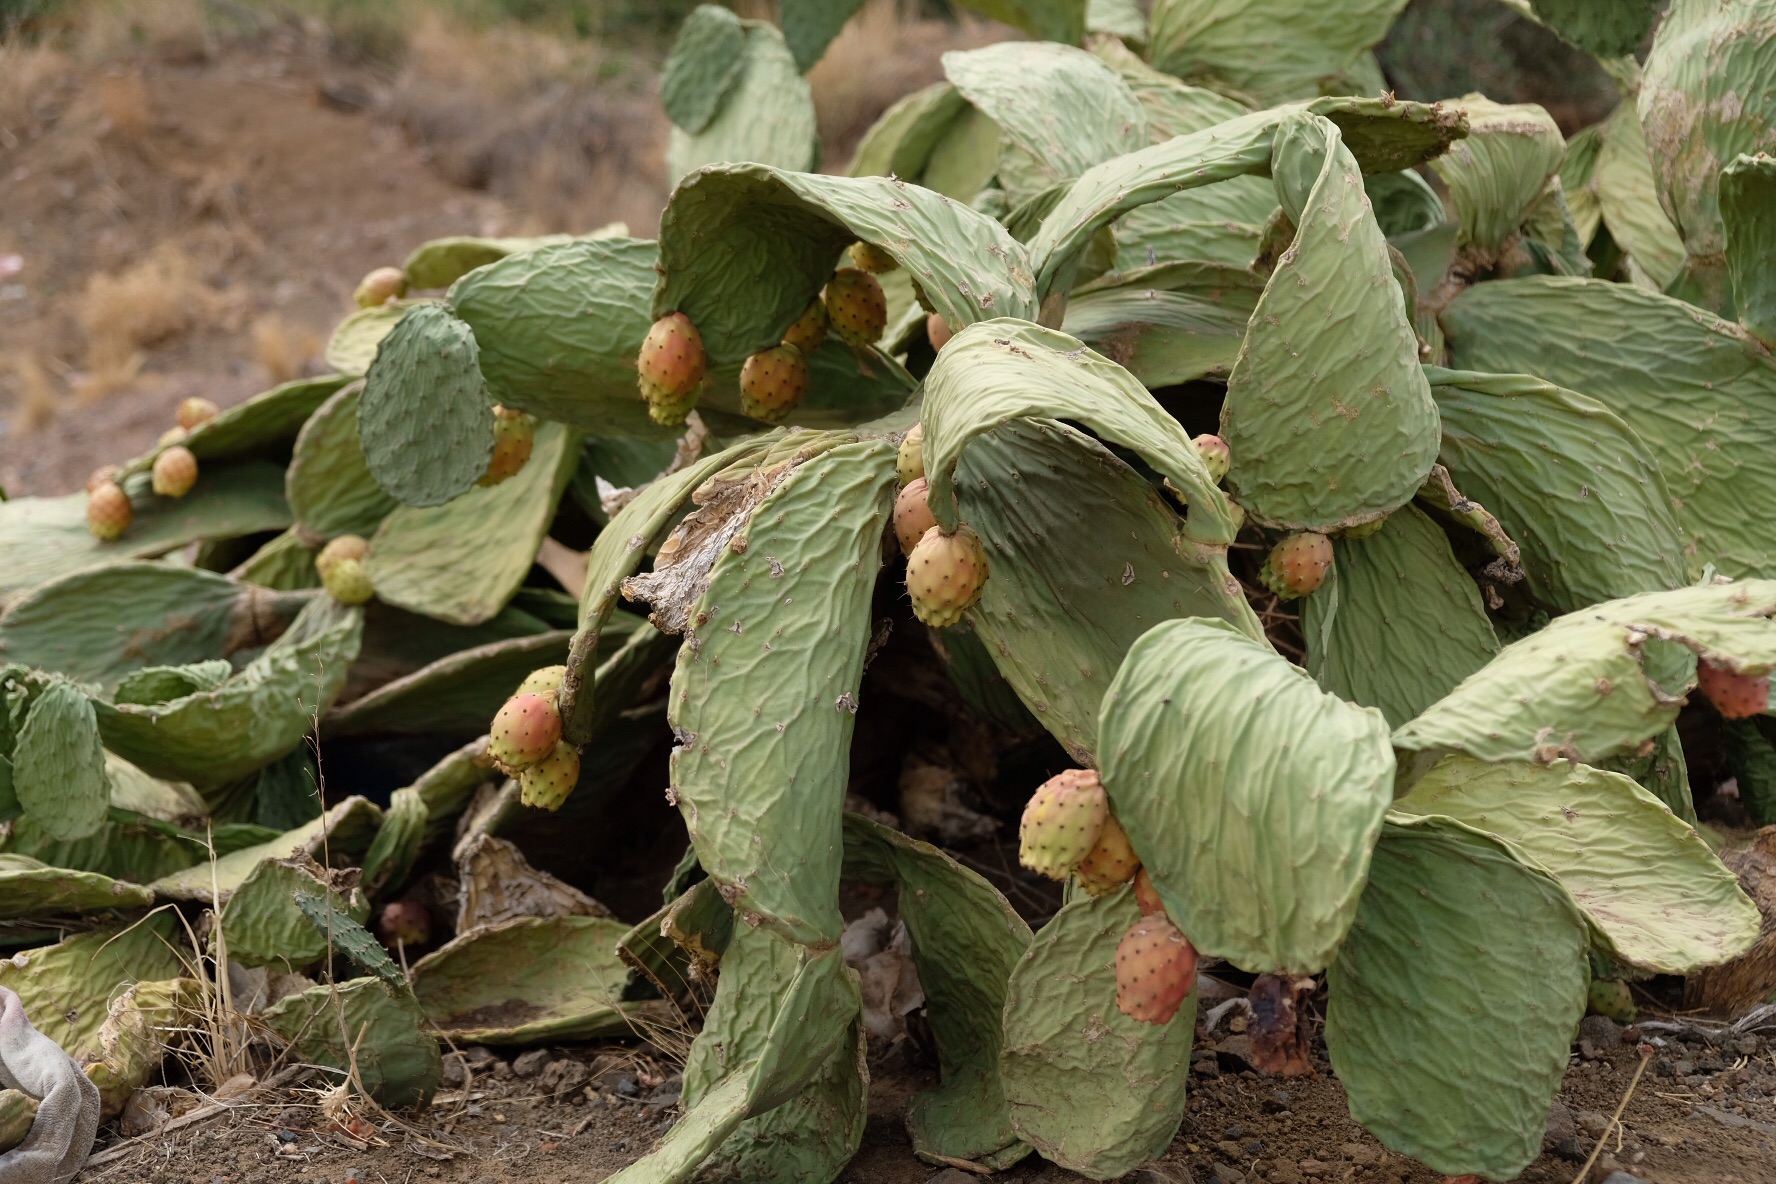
[{"x1": 512, "y1": 1049, "x2": 551, "y2": 1078}]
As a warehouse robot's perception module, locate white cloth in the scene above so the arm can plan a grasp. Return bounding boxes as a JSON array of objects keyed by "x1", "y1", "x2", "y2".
[{"x1": 0, "y1": 986, "x2": 99, "y2": 1184}]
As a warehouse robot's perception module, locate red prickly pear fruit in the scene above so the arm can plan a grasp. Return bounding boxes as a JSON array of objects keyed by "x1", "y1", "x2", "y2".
[
  {"x1": 86, "y1": 482, "x2": 132, "y2": 540},
  {"x1": 1260, "y1": 532, "x2": 1333, "y2": 600},
  {"x1": 637, "y1": 312, "x2": 706, "y2": 425},
  {"x1": 1341, "y1": 514, "x2": 1388, "y2": 540},
  {"x1": 739, "y1": 343, "x2": 810, "y2": 423},
  {"x1": 1075, "y1": 811, "x2": 1140, "y2": 896},
  {"x1": 152, "y1": 445, "x2": 198, "y2": 498},
  {"x1": 322, "y1": 556, "x2": 375, "y2": 605},
  {"x1": 823, "y1": 268, "x2": 887, "y2": 347},
  {"x1": 782, "y1": 298, "x2": 828, "y2": 355},
  {"x1": 1133, "y1": 867, "x2": 1165, "y2": 917},
  {"x1": 377, "y1": 900, "x2": 432, "y2": 949},
  {"x1": 1115, "y1": 915, "x2": 1197, "y2": 1025},
  {"x1": 86, "y1": 464, "x2": 120, "y2": 493},
  {"x1": 1018, "y1": 768, "x2": 1109, "y2": 879},
  {"x1": 355, "y1": 266, "x2": 408, "y2": 309},
  {"x1": 1697, "y1": 659, "x2": 1769, "y2": 719},
  {"x1": 906, "y1": 524, "x2": 987, "y2": 628},
  {"x1": 175, "y1": 396, "x2": 219, "y2": 431},
  {"x1": 1192, "y1": 433, "x2": 1230, "y2": 483},
  {"x1": 490, "y1": 691, "x2": 563, "y2": 772},
  {"x1": 520, "y1": 741, "x2": 580, "y2": 810},
  {"x1": 849, "y1": 241, "x2": 899, "y2": 273},
  {"x1": 517, "y1": 665, "x2": 567, "y2": 698},
  {"x1": 897, "y1": 424, "x2": 924, "y2": 487},
  {"x1": 477, "y1": 404, "x2": 535, "y2": 487},
  {"x1": 893, "y1": 478, "x2": 938, "y2": 553},
  {"x1": 315, "y1": 534, "x2": 369, "y2": 581},
  {"x1": 927, "y1": 312, "x2": 954, "y2": 352}
]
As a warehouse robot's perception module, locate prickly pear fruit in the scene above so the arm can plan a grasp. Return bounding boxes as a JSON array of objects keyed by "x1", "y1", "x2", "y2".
[
  {"x1": 927, "y1": 313, "x2": 953, "y2": 353},
  {"x1": 158, "y1": 426, "x2": 187, "y2": 447},
  {"x1": 823, "y1": 268, "x2": 887, "y2": 347},
  {"x1": 86, "y1": 464, "x2": 120, "y2": 493},
  {"x1": 1587, "y1": 977, "x2": 1636, "y2": 1023},
  {"x1": 86, "y1": 482, "x2": 132, "y2": 540},
  {"x1": 892, "y1": 478, "x2": 937, "y2": 553},
  {"x1": 490, "y1": 691, "x2": 563, "y2": 772},
  {"x1": 1115, "y1": 915, "x2": 1197, "y2": 1025},
  {"x1": 517, "y1": 665, "x2": 567, "y2": 698},
  {"x1": 377, "y1": 900, "x2": 431, "y2": 949},
  {"x1": 1075, "y1": 811, "x2": 1140, "y2": 896},
  {"x1": 315, "y1": 534, "x2": 369, "y2": 581},
  {"x1": 477, "y1": 404, "x2": 535, "y2": 487},
  {"x1": 1133, "y1": 867, "x2": 1165, "y2": 917},
  {"x1": 1260, "y1": 532, "x2": 1333, "y2": 600},
  {"x1": 152, "y1": 445, "x2": 198, "y2": 498},
  {"x1": 322, "y1": 556, "x2": 375, "y2": 605},
  {"x1": 906, "y1": 524, "x2": 987, "y2": 628},
  {"x1": 1192, "y1": 434, "x2": 1230, "y2": 483},
  {"x1": 1018, "y1": 769, "x2": 1109, "y2": 880},
  {"x1": 850, "y1": 241, "x2": 898, "y2": 273},
  {"x1": 1697, "y1": 659, "x2": 1770, "y2": 719},
  {"x1": 520, "y1": 741, "x2": 580, "y2": 810},
  {"x1": 782, "y1": 298, "x2": 827, "y2": 355},
  {"x1": 739, "y1": 343, "x2": 809, "y2": 423},
  {"x1": 897, "y1": 424, "x2": 924, "y2": 486},
  {"x1": 1342, "y1": 514, "x2": 1388, "y2": 541},
  {"x1": 175, "y1": 396, "x2": 218, "y2": 431},
  {"x1": 637, "y1": 312, "x2": 706, "y2": 426},
  {"x1": 355, "y1": 266, "x2": 408, "y2": 309}
]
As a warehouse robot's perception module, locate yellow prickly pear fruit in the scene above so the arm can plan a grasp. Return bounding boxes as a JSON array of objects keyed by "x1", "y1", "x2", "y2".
[
  {"x1": 520, "y1": 741, "x2": 580, "y2": 810},
  {"x1": 823, "y1": 268, "x2": 887, "y2": 347},
  {"x1": 782, "y1": 298, "x2": 828, "y2": 355},
  {"x1": 897, "y1": 424, "x2": 924, "y2": 486},
  {"x1": 355, "y1": 266, "x2": 408, "y2": 308},
  {"x1": 1074, "y1": 812, "x2": 1140, "y2": 896},
  {"x1": 1018, "y1": 769, "x2": 1108, "y2": 880},
  {"x1": 1341, "y1": 514, "x2": 1388, "y2": 540},
  {"x1": 850, "y1": 242, "x2": 898, "y2": 273},
  {"x1": 175, "y1": 396, "x2": 219, "y2": 431},
  {"x1": 1192, "y1": 434, "x2": 1230, "y2": 483},
  {"x1": 158, "y1": 426, "x2": 187, "y2": 447},
  {"x1": 892, "y1": 477, "x2": 937, "y2": 553},
  {"x1": 152, "y1": 445, "x2": 198, "y2": 498},
  {"x1": 86, "y1": 464, "x2": 120, "y2": 493},
  {"x1": 517, "y1": 665, "x2": 567, "y2": 697},
  {"x1": 86, "y1": 482, "x2": 132, "y2": 540},
  {"x1": 322, "y1": 556, "x2": 375, "y2": 605},
  {"x1": 906, "y1": 524, "x2": 987, "y2": 628},
  {"x1": 315, "y1": 534, "x2": 369, "y2": 582},
  {"x1": 477, "y1": 405, "x2": 535, "y2": 487}
]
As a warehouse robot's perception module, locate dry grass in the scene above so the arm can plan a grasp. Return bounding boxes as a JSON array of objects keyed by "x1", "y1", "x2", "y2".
[
  {"x1": 74, "y1": 0, "x2": 214, "y2": 66},
  {"x1": 0, "y1": 41, "x2": 73, "y2": 144},
  {"x1": 75, "y1": 243, "x2": 219, "y2": 400},
  {"x1": 7, "y1": 353, "x2": 62, "y2": 435},
  {"x1": 95, "y1": 68, "x2": 152, "y2": 139},
  {"x1": 251, "y1": 314, "x2": 321, "y2": 384}
]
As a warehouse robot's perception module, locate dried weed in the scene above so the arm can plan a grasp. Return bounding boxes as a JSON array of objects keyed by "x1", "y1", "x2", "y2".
[
  {"x1": 75, "y1": 243, "x2": 218, "y2": 399},
  {"x1": 251, "y1": 314, "x2": 320, "y2": 385}
]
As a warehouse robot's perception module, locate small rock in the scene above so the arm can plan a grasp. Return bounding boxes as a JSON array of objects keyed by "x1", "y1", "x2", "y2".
[
  {"x1": 1262, "y1": 1089, "x2": 1290, "y2": 1113},
  {"x1": 924, "y1": 1171, "x2": 977, "y2": 1184},
  {"x1": 1210, "y1": 1165, "x2": 1244, "y2": 1184},
  {"x1": 616, "y1": 1074, "x2": 640, "y2": 1097},
  {"x1": 1192, "y1": 1056, "x2": 1222, "y2": 1079},
  {"x1": 461, "y1": 1046, "x2": 496, "y2": 1067},
  {"x1": 649, "y1": 1075, "x2": 683, "y2": 1105},
  {"x1": 1339, "y1": 1142, "x2": 1373, "y2": 1164},
  {"x1": 1217, "y1": 1140, "x2": 1245, "y2": 1159},
  {"x1": 1731, "y1": 1035, "x2": 1761, "y2": 1057},
  {"x1": 1551, "y1": 1137, "x2": 1587, "y2": 1162},
  {"x1": 1298, "y1": 1159, "x2": 1326, "y2": 1177},
  {"x1": 492, "y1": 1060, "x2": 513, "y2": 1080},
  {"x1": 1579, "y1": 1014, "x2": 1623, "y2": 1048},
  {"x1": 1601, "y1": 1173, "x2": 1651, "y2": 1184},
  {"x1": 540, "y1": 1059, "x2": 591, "y2": 1096},
  {"x1": 1576, "y1": 1110, "x2": 1612, "y2": 1138},
  {"x1": 1543, "y1": 1099, "x2": 1576, "y2": 1147},
  {"x1": 1245, "y1": 1140, "x2": 1266, "y2": 1156},
  {"x1": 512, "y1": 1049, "x2": 551, "y2": 1078},
  {"x1": 1224, "y1": 1124, "x2": 1247, "y2": 1140},
  {"x1": 1268, "y1": 1167, "x2": 1303, "y2": 1184},
  {"x1": 1672, "y1": 1059, "x2": 1697, "y2": 1077}
]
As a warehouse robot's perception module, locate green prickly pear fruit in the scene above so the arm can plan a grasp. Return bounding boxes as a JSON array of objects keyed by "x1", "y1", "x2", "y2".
[
  {"x1": 1018, "y1": 769, "x2": 1108, "y2": 880},
  {"x1": 86, "y1": 464, "x2": 120, "y2": 493},
  {"x1": 1697, "y1": 659, "x2": 1769, "y2": 719},
  {"x1": 927, "y1": 313, "x2": 953, "y2": 353},
  {"x1": 637, "y1": 311, "x2": 706, "y2": 425},
  {"x1": 1133, "y1": 867, "x2": 1165, "y2": 917},
  {"x1": 355, "y1": 266, "x2": 408, "y2": 308},
  {"x1": 489, "y1": 691, "x2": 562, "y2": 772},
  {"x1": 782, "y1": 298, "x2": 827, "y2": 355},
  {"x1": 377, "y1": 900, "x2": 431, "y2": 949},
  {"x1": 477, "y1": 404, "x2": 535, "y2": 487},
  {"x1": 1342, "y1": 514, "x2": 1388, "y2": 540},
  {"x1": 1192, "y1": 434, "x2": 1230, "y2": 483},
  {"x1": 897, "y1": 424, "x2": 924, "y2": 486},
  {"x1": 175, "y1": 396, "x2": 218, "y2": 431},
  {"x1": 906, "y1": 524, "x2": 986, "y2": 628},
  {"x1": 739, "y1": 343, "x2": 809, "y2": 423},
  {"x1": 1228, "y1": 501, "x2": 1248, "y2": 532},
  {"x1": 1074, "y1": 811, "x2": 1140, "y2": 896},
  {"x1": 315, "y1": 534, "x2": 369, "y2": 581},
  {"x1": 86, "y1": 482, "x2": 132, "y2": 540},
  {"x1": 1115, "y1": 915, "x2": 1197, "y2": 1025},
  {"x1": 823, "y1": 268, "x2": 887, "y2": 347},
  {"x1": 323, "y1": 556, "x2": 375, "y2": 605},
  {"x1": 892, "y1": 477, "x2": 937, "y2": 553},
  {"x1": 1586, "y1": 977, "x2": 1636, "y2": 1023},
  {"x1": 849, "y1": 242, "x2": 898, "y2": 273},
  {"x1": 517, "y1": 665, "x2": 567, "y2": 698},
  {"x1": 520, "y1": 741, "x2": 580, "y2": 810},
  {"x1": 151, "y1": 445, "x2": 198, "y2": 498},
  {"x1": 1260, "y1": 532, "x2": 1333, "y2": 600}
]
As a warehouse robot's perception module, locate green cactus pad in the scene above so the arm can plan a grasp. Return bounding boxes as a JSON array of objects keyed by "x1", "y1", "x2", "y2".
[
  {"x1": 114, "y1": 661, "x2": 232, "y2": 706},
  {"x1": 619, "y1": 875, "x2": 733, "y2": 1002},
  {"x1": 661, "y1": 4, "x2": 750, "y2": 128},
  {"x1": 85, "y1": 976, "x2": 204, "y2": 1120},
  {"x1": 1395, "y1": 754, "x2": 1760, "y2": 973},
  {"x1": 1443, "y1": 276, "x2": 1776, "y2": 579},
  {"x1": 957, "y1": 419, "x2": 1260, "y2": 761},
  {"x1": 0, "y1": 914, "x2": 183, "y2": 1057},
  {"x1": 286, "y1": 381, "x2": 397, "y2": 539},
  {"x1": 360, "y1": 787, "x2": 427, "y2": 900},
  {"x1": 323, "y1": 631, "x2": 571, "y2": 738},
  {"x1": 1394, "y1": 581, "x2": 1776, "y2": 769},
  {"x1": 366, "y1": 422, "x2": 579, "y2": 626},
  {"x1": 0, "y1": 1091, "x2": 36, "y2": 1154},
  {"x1": 669, "y1": 440, "x2": 895, "y2": 945},
  {"x1": 1585, "y1": 101, "x2": 1686, "y2": 289},
  {"x1": 231, "y1": 528, "x2": 322, "y2": 591},
  {"x1": 12, "y1": 680, "x2": 110, "y2": 843},
  {"x1": 1523, "y1": 0, "x2": 1659, "y2": 57},
  {"x1": 1062, "y1": 262, "x2": 1262, "y2": 387},
  {"x1": 1429, "y1": 96, "x2": 1566, "y2": 253},
  {"x1": 847, "y1": 81, "x2": 969, "y2": 182},
  {"x1": 324, "y1": 303, "x2": 409, "y2": 378},
  {"x1": 1302, "y1": 505, "x2": 1499, "y2": 729},
  {"x1": 1000, "y1": 885, "x2": 1194, "y2": 1177},
  {"x1": 218, "y1": 858, "x2": 369, "y2": 971},
  {"x1": 148, "y1": 795, "x2": 382, "y2": 901},
  {"x1": 843, "y1": 813, "x2": 1033, "y2": 1167},
  {"x1": 1721, "y1": 152, "x2": 1776, "y2": 346},
  {"x1": 666, "y1": 20, "x2": 816, "y2": 185},
  {"x1": 1147, "y1": 0, "x2": 1407, "y2": 105},
  {"x1": 92, "y1": 597, "x2": 362, "y2": 788},
  {"x1": 0, "y1": 857, "x2": 153, "y2": 920},
  {"x1": 359, "y1": 303, "x2": 495, "y2": 509},
  {"x1": 1326, "y1": 817, "x2": 1588, "y2": 1181},
  {"x1": 778, "y1": 0, "x2": 867, "y2": 73},
  {"x1": 447, "y1": 238, "x2": 665, "y2": 434},
  {"x1": 261, "y1": 977, "x2": 440, "y2": 1108},
  {"x1": 403, "y1": 232, "x2": 600, "y2": 291},
  {"x1": 1428, "y1": 367, "x2": 1688, "y2": 610},
  {"x1": 697, "y1": 335, "x2": 916, "y2": 430}
]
